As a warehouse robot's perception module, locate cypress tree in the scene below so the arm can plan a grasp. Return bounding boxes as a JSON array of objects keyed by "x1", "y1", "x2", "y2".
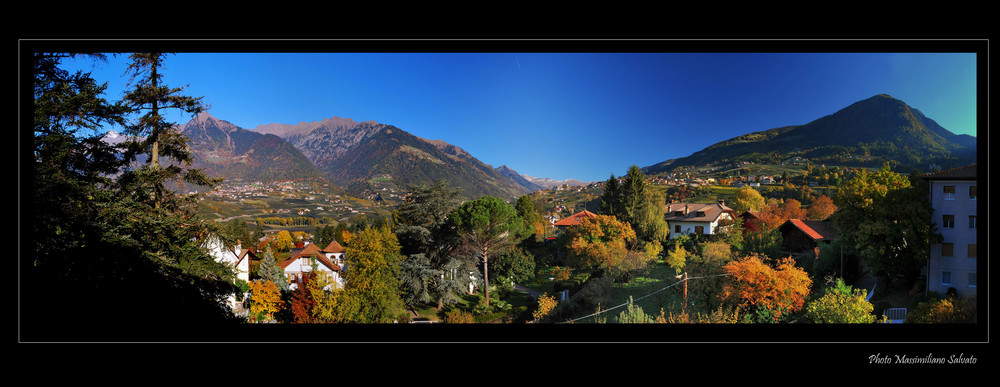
[{"x1": 599, "y1": 173, "x2": 620, "y2": 216}]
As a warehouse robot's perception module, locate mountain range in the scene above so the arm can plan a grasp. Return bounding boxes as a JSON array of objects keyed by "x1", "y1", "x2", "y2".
[
  {"x1": 177, "y1": 113, "x2": 325, "y2": 182},
  {"x1": 169, "y1": 93, "x2": 974, "y2": 202},
  {"x1": 642, "y1": 94, "x2": 976, "y2": 174},
  {"x1": 179, "y1": 113, "x2": 536, "y2": 200}
]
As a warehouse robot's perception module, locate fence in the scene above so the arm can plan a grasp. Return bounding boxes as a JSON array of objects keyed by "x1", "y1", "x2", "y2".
[{"x1": 883, "y1": 308, "x2": 907, "y2": 323}]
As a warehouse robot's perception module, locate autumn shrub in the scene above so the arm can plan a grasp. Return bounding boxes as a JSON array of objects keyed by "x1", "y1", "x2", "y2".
[
  {"x1": 445, "y1": 309, "x2": 476, "y2": 324},
  {"x1": 722, "y1": 254, "x2": 812, "y2": 323},
  {"x1": 532, "y1": 293, "x2": 559, "y2": 322},
  {"x1": 804, "y1": 279, "x2": 877, "y2": 324},
  {"x1": 906, "y1": 296, "x2": 976, "y2": 323},
  {"x1": 657, "y1": 306, "x2": 740, "y2": 324}
]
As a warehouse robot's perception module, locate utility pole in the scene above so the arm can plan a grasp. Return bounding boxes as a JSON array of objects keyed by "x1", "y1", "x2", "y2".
[{"x1": 676, "y1": 272, "x2": 689, "y2": 310}]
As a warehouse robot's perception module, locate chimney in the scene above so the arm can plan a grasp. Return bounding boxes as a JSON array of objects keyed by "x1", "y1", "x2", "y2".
[
  {"x1": 684, "y1": 204, "x2": 688, "y2": 214},
  {"x1": 718, "y1": 199, "x2": 726, "y2": 206}
]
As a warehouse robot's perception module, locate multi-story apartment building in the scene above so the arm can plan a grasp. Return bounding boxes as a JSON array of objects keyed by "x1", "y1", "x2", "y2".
[{"x1": 923, "y1": 164, "x2": 977, "y2": 297}]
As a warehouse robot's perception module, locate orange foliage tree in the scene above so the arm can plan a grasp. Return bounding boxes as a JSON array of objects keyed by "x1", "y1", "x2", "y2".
[
  {"x1": 807, "y1": 195, "x2": 838, "y2": 221},
  {"x1": 757, "y1": 198, "x2": 808, "y2": 230},
  {"x1": 565, "y1": 214, "x2": 636, "y2": 272},
  {"x1": 721, "y1": 254, "x2": 812, "y2": 322}
]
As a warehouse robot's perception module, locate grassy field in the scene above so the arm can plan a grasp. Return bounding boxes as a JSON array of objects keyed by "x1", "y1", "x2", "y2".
[{"x1": 562, "y1": 261, "x2": 687, "y2": 324}]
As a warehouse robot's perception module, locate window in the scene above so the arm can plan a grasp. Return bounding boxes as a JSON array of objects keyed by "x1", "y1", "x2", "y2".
[
  {"x1": 674, "y1": 211, "x2": 683, "y2": 217},
  {"x1": 674, "y1": 225, "x2": 681, "y2": 233},
  {"x1": 696, "y1": 211, "x2": 705, "y2": 217},
  {"x1": 941, "y1": 271, "x2": 952, "y2": 286},
  {"x1": 695, "y1": 226, "x2": 705, "y2": 235},
  {"x1": 942, "y1": 243, "x2": 954, "y2": 257},
  {"x1": 969, "y1": 186, "x2": 976, "y2": 200},
  {"x1": 969, "y1": 215, "x2": 977, "y2": 229},
  {"x1": 943, "y1": 186, "x2": 955, "y2": 200},
  {"x1": 942, "y1": 215, "x2": 954, "y2": 228},
  {"x1": 968, "y1": 273, "x2": 977, "y2": 287},
  {"x1": 968, "y1": 244, "x2": 976, "y2": 258}
]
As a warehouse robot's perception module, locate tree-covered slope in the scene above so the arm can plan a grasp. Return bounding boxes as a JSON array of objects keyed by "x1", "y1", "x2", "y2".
[{"x1": 644, "y1": 94, "x2": 976, "y2": 174}]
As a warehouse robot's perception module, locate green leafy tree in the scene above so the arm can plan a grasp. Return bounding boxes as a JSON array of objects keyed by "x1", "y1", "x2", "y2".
[
  {"x1": 515, "y1": 194, "x2": 543, "y2": 241},
  {"x1": 450, "y1": 195, "x2": 525, "y2": 306},
  {"x1": 804, "y1": 278, "x2": 877, "y2": 323},
  {"x1": 831, "y1": 163, "x2": 942, "y2": 279},
  {"x1": 633, "y1": 189, "x2": 671, "y2": 245},
  {"x1": 687, "y1": 241, "x2": 735, "y2": 311},
  {"x1": 665, "y1": 240, "x2": 688, "y2": 275},
  {"x1": 731, "y1": 186, "x2": 765, "y2": 213},
  {"x1": 337, "y1": 226, "x2": 407, "y2": 323},
  {"x1": 740, "y1": 228, "x2": 784, "y2": 260},
  {"x1": 398, "y1": 253, "x2": 441, "y2": 308},
  {"x1": 491, "y1": 247, "x2": 537, "y2": 286},
  {"x1": 396, "y1": 180, "x2": 467, "y2": 309}
]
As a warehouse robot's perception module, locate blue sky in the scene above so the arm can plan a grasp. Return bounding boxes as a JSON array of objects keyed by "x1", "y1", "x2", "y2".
[{"x1": 62, "y1": 50, "x2": 978, "y2": 183}]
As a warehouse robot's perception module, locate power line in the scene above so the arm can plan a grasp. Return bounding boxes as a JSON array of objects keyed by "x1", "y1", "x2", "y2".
[{"x1": 559, "y1": 272, "x2": 731, "y2": 324}]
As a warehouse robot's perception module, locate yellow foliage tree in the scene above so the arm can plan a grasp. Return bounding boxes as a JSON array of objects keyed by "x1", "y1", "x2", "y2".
[
  {"x1": 274, "y1": 230, "x2": 294, "y2": 252},
  {"x1": 308, "y1": 272, "x2": 340, "y2": 323},
  {"x1": 532, "y1": 293, "x2": 559, "y2": 322},
  {"x1": 248, "y1": 280, "x2": 283, "y2": 322}
]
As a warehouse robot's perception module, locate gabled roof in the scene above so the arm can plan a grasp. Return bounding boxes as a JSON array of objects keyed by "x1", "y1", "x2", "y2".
[
  {"x1": 236, "y1": 246, "x2": 258, "y2": 266},
  {"x1": 781, "y1": 219, "x2": 837, "y2": 241},
  {"x1": 554, "y1": 210, "x2": 598, "y2": 226},
  {"x1": 322, "y1": 241, "x2": 345, "y2": 254},
  {"x1": 922, "y1": 164, "x2": 976, "y2": 180},
  {"x1": 281, "y1": 243, "x2": 341, "y2": 271},
  {"x1": 664, "y1": 202, "x2": 734, "y2": 223}
]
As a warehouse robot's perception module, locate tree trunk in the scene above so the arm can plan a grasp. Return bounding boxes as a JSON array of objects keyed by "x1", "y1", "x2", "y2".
[{"x1": 482, "y1": 247, "x2": 490, "y2": 307}]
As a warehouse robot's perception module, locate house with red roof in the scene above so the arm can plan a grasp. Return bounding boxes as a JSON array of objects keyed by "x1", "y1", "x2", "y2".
[
  {"x1": 778, "y1": 219, "x2": 837, "y2": 254},
  {"x1": 554, "y1": 210, "x2": 599, "y2": 233},
  {"x1": 281, "y1": 241, "x2": 345, "y2": 290}
]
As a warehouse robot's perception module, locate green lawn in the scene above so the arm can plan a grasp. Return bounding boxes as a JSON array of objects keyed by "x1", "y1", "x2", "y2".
[{"x1": 566, "y1": 261, "x2": 688, "y2": 323}]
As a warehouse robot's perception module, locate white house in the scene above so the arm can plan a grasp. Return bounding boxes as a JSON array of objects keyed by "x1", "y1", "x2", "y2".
[
  {"x1": 665, "y1": 201, "x2": 736, "y2": 239},
  {"x1": 204, "y1": 235, "x2": 254, "y2": 311},
  {"x1": 205, "y1": 235, "x2": 251, "y2": 282},
  {"x1": 280, "y1": 241, "x2": 345, "y2": 290},
  {"x1": 922, "y1": 164, "x2": 977, "y2": 297}
]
